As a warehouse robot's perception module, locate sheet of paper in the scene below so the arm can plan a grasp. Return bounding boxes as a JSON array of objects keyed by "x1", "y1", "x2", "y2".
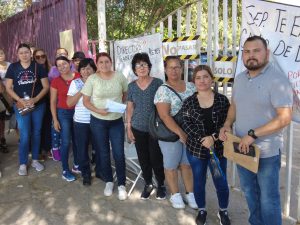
[{"x1": 105, "y1": 100, "x2": 126, "y2": 113}]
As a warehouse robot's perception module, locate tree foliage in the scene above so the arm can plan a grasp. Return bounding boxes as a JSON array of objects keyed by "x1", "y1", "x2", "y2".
[
  {"x1": 0, "y1": 0, "x2": 23, "y2": 22},
  {"x1": 86, "y1": 0, "x2": 192, "y2": 40},
  {"x1": 86, "y1": 0, "x2": 241, "y2": 50}
]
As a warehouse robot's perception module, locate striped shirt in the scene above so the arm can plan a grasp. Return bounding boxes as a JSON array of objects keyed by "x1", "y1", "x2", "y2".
[{"x1": 67, "y1": 78, "x2": 91, "y2": 123}]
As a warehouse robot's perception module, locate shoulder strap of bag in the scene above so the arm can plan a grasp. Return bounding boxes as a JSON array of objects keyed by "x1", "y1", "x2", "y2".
[
  {"x1": 162, "y1": 84, "x2": 182, "y2": 102},
  {"x1": 30, "y1": 63, "x2": 37, "y2": 98}
]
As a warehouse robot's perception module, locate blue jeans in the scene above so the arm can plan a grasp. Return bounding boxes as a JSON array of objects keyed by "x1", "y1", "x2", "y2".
[
  {"x1": 56, "y1": 108, "x2": 78, "y2": 172},
  {"x1": 90, "y1": 116, "x2": 126, "y2": 186},
  {"x1": 74, "y1": 122, "x2": 91, "y2": 178},
  {"x1": 187, "y1": 150, "x2": 229, "y2": 209},
  {"x1": 14, "y1": 103, "x2": 46, "y2": 165},
  {"x1": 237, "y1": 153, "x2": 281, "y2": 225}
]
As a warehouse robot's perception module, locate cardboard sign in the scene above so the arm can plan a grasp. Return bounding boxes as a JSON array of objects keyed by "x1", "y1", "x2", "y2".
[{"x1": 224, "y1": 133, "x2": 260, "y2": 173}]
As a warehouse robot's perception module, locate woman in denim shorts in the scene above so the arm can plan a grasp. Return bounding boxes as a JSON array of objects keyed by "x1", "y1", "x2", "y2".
[{"x1": 154, "y1": 56, "x2": 197, "y2": 209}]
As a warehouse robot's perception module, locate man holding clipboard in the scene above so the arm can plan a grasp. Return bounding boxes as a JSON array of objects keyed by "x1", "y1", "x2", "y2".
[{"x1": 219, "y1": 36, "x2": 293, "y2": 225}]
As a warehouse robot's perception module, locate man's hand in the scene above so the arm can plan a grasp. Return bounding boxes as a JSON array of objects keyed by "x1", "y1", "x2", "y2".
[
  {"x1": 219, "y1": 126, "x2": 232, "y2": 141},
  {"x1": 238, "y1": 135, "x2": 255, "y2": 154}
]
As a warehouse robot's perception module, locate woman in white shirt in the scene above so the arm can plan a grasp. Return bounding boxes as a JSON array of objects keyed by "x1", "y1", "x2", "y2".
[{"x1": 67, "y1": 58, "x2": 96, "y2": 186}]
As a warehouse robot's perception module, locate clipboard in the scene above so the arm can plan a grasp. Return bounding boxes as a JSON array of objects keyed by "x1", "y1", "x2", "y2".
[{"x1": 224, "y1": 133, "x2": 260, "y2": 173}]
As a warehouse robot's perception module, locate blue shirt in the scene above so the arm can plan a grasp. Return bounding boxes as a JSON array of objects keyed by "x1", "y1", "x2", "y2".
[{"x1": 233, "y1": 62, "x2": 293, "y2": 158}]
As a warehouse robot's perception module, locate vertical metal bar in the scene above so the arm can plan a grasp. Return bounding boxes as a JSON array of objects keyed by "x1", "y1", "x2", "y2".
[
  {"x1": 232, "y1": 0, "x2": 237, "y2": 57},
  {"x1": 196, "y1": 1, "x2": 202, "y2": 65},
  {"x1": 284, "y1": 123, "x2": 293, "y2": 217},
  {"x1": 223, "y1": 0, "x2": 228, "y2": 95},
  {"x1": 160, "y1": 21, "x2": 164, "y2": 39},
  {"x1": 177, "y1": 9, "x2": 182, "y2": 37},
  {"x1": 213, "y1": 0, "x2": 219, "y2": 92},
  {"x1": 168, "y1": 15, "x2": 172, "y2": 38},
  {"x1": 231, "y1": 0, "x2": 238, "y2": 188},
  {"x1": 207, "y1": 0, "x2": 213, "y2": 68},
  {"x1": 184, "y1": 6, "x2": 191, "y2": 82},
  {"x1": 97, "y1": 0, "x2": 107, "y2": 52}
]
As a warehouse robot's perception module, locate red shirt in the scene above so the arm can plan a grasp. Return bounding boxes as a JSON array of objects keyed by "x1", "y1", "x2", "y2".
[{"x1": 51, "y1": 72, "x2": 81, "y2": 109}]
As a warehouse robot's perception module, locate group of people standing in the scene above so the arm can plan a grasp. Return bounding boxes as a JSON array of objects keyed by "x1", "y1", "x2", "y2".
[{"x1": 0, "y1": 35, "x2": 293, "y2": 225}]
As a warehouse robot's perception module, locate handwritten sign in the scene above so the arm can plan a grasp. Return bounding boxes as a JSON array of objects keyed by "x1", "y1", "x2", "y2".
[
  {"x1": 237, "y1": 0, "x2": 300, "y2": 122},
  {"x1": 114, "y1": 33, "x2": 164, "y2": 83}
]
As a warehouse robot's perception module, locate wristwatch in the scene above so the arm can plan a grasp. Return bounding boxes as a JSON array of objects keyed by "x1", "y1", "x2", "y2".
[
  {"x1": 248, "y1": 129, "x2": 258, "y2": 139},
  {"x1": 211, "y1": 133, "x2": 218, "y2": 141}
]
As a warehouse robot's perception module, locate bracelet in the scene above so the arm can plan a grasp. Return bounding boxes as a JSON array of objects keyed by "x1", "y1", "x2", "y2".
[{"x1": 211, "y1": 135, "x2": 215, "y2": 141}]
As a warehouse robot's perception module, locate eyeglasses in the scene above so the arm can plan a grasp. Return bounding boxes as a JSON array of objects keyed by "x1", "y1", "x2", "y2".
[
  {"x1": 167, "y1": 66, "x2": 182, "y2": 71},
  {"x1": 135, "y1": 63, "x2": 149, "y2": 69},
  {"x1": 35, "y1": 55, "x2": 46, "y2": 60}
]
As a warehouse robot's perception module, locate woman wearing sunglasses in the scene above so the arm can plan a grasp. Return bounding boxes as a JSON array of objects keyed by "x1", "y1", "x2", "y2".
[
  {"x1": 33, "y1": 49, "x2": 52, "y2": 160},
  {"x1": 33, "y1": 49, "x2": 51, "y2": 73}
]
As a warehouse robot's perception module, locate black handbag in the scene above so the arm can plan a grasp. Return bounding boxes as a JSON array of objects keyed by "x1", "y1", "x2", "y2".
[{"x1": 149, "y1": 85, "x2": 183, "y2": 142}]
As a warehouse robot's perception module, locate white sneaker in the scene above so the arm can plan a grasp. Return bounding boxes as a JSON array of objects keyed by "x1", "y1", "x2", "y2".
[
  {"x1": 170, "y1": 193, "x2": 185, "y2": 209},
  {"x1": 18, "y1": 164, "x2": 27, "y2": 176},
  {"x1": 104, "y1": 182, "x2": 114, "y2": 197},
  {"x1": 118, "y1": 185, "x2": 127, "y2": 201},
  {"x1": 185, "y1": 192, "x2": 198, "y2": 209},
  {"x1": 31, "y1": 160, "x2": 45, "y2": 172}
]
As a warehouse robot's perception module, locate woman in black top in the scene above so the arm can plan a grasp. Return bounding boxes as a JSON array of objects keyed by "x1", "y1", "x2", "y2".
[
  {"x1": 126, "y1": 53, "x2": 165, "y2": 200},
  {"x1": 182, "y1": 65, "x2": 230, "y2": 225},
  {"x1": 6, "y1": 43, "x2": 49, "y2": 176}
]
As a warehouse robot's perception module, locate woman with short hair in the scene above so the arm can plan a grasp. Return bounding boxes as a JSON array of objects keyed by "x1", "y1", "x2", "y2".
[
  {"x1": 67, "y1": 58, "x2": 97, "y2": 186},
  {"x1": 126, "y1": 52, "x2": 165, "y2": 200},
  {"x1": 154, "y1": 56, "x2": 197, "y2": 209}
]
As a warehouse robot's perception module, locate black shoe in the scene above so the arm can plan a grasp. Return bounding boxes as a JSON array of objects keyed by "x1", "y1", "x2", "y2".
[
  {"x1": 140, "y1": 184, "x2": 154, "y2": 200},
  {"x1": 218, "y1": 210, "x2": 231, "y2": 225},
  {"x1": 83, "y1": 176, "x2": 91, "y2": 186},
  {"x1": 156, "y1": 185, "x2": 166, "y2": 200},
  {"x1": 196, "y1": 210, "x2": 207, "y2": 225}
]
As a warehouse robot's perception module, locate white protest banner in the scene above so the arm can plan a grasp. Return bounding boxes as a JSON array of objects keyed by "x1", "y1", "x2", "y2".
[
  {"x1": 237, "y1": 0, "x2": 300, "y2": 122},
  {"x1": 162, "y1": 40, "x2": 198, "y2": 56},
  {"x1": 114, "y1": 33, "x2": 164, "y2": 83}
]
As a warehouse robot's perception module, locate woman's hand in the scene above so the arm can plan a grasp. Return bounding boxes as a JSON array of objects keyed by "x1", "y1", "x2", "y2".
[
  {"x1": 127, "y1": 126, "x2": 135, "y2": 143},
  {"x1": 178, "y1": 130, "x2": 187, "y2": 144},
  {"x1": 97, "y1": 108, "x2": 108, "y2": 116},
  {"x1": 17, "y1": 98, "x2": 28, "y2": 108},
  {"x1": 26, "y1": 98, "x2": 35, "y2": 108},
  {"x1": 53, "y1": 119, "x2": 61, "y2": 132},
  {"x1": 200, "y1": 136, "x2": 214, "y2": 149}
]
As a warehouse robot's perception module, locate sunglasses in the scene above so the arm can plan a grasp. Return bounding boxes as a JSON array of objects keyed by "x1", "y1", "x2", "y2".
[{"x1": 35, "y1": 55, "x2": 46, "y2": 60}]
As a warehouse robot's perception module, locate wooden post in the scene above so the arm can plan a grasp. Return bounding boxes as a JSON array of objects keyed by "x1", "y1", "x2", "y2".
[{"x1": 97, "y1": 0, "x2": 107, "y2": 52}]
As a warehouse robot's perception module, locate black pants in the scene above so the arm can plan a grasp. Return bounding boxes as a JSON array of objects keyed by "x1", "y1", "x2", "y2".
[{"x1": 131, "y1": 127, "x2": 165, "y2": 186}]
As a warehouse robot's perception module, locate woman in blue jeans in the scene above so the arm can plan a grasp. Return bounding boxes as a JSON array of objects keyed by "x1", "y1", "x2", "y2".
[
  {"x1": 5, "y1": 43, "x2": 49, "y2": 176},
  {"x1": 181, "y1": 65, "x2": 231, "y2": 225},
  {"x1": 67, "y1": 58, "x2": 97, "y2": 186},
  {"x1": 82, "y1": 52, "x2": 128, "y2": 201},
  {"x1": 50, "y1": 56, "x2": 80, "y2": 182}
]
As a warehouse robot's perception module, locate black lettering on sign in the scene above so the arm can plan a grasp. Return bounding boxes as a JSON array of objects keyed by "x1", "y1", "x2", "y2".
[
  {"x1": 291, "y1": 16, "x2": 300, "y2": 37},
  {"x1": 273, "y1": 40, "x2": 285, "y2": 56},
  {"x1": 246, "y1": 5, "x2": 255, "y2": 25},
  {"x1": 275, "y1": 9, "x2": 287, "y2": 33},
  {"x1": 295, "y1": 45, "x2": 300, "y2": 62}
]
